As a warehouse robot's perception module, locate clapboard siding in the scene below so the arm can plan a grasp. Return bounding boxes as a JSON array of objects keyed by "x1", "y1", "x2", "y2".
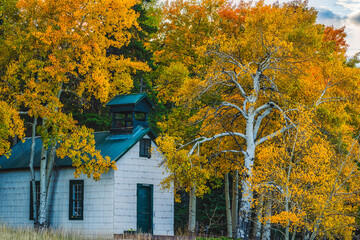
[
  {"x1": 47, "y1": 168, "x2": 114, "y2": 236},
  {"x1": 0, "y1": 170, "x2": 33, "y2": 227},
  {"x1": 0, "y1": 168, "x2": 114, "y2": 236},
  {"x1": 114, "y1": 138, "x2": 174, "y2": 236}
]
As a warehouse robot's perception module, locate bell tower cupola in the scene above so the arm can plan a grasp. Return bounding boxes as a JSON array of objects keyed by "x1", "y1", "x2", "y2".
[{"x1": 106, "y1": 93, "x2": 154, "y2": 136}]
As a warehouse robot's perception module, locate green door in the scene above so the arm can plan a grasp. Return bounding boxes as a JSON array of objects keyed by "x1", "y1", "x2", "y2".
[{"x1": 137, "y1": 184, "x2": 153, "y2": 233}]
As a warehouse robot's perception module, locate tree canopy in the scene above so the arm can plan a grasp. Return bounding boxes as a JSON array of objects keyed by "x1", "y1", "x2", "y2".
[{"x1": 153, "y1": 0, "x2": 360, "y2": 239}]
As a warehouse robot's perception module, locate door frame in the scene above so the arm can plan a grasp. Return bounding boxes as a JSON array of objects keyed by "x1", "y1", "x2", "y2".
[{"x1": 137, "y1": 183, "x2": 153, "y2": 234}]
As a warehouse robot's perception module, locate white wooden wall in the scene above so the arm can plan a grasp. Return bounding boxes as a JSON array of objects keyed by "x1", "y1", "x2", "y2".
[
  {"x1": 0, "y1": 168, "x2": 114, "y2": 237},
  {"x1": 47, "y1": 168, "x2": 114, "y2": 236},
  {"x1": 0, "y1": 170, "x2": 33, "y2": 227},
  {"x1": 113, "y1": 137, "x2": 174, "y2": 236}
]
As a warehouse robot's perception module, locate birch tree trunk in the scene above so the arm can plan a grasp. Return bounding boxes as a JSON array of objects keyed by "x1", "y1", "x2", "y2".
[
  {"x1": 237, "y1": 109, "x2": 256, "y2": 240},
  {"x1": 225, "y1": 173, "x2": 233, "y2": 237},
  {"x1": 29, "y1": 117, "x2": 37, "y2": 224},
  {"x1": 45, "y1": 145, "x2": 56, "y2": 216},
  {"x1": 253, "y1": 195, "x2": 263, "y2": 240},
  {"x1": 291, "y1": 225, "x2": 298, "y2": 240},
  {"x1": 284, "y1": 196, "x2": 290, "y2": 240},
  {"x1": 38, "y1": 89, "x2": 62, "y2": 228},
  {"x1": 38, "y1": 144, "x2": 48, "y2": 228},
  {"x1": 188, "y1": 183, "x2": 197, "y2": 237},
  {"x1": 46, "y1": 146, "x2": 56, "y2": 193},
  {"x1": 231, "y1": 170, "x2": 239, "y2": 237},
  {"x1": 262, "y1": 197, "x2": 272, "y2": 240},
  {"x1": 38, "y1": 142, "x2": 56, "y2": 228}
]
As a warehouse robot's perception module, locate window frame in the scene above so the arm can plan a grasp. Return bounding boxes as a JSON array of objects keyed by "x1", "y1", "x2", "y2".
[
  {"x1": 69, "y1": 180, "x2": 84, "y2": 220},
  {"x1": 140, "y1": 139, "x2": 151, "y2": 158},
  {"x1": 29, "y1": 180, "x2": 40, "y2": 220},
  {"x1": 113, "y1": 112, "x2": 133, "y2": 128}
]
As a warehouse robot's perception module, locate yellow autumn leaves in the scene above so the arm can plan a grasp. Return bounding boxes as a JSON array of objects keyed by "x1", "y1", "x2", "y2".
[
  {"x1": 0, "y1": 0, "x2": 148, "y2": 179},
  {"x1": 152, "y1": 0, "x2": 360, "y2": 238}
]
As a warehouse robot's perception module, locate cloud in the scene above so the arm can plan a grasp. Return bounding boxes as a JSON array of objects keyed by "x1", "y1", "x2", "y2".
[
  {"x1": 317, "y1": 8, "x2": 344, "y2": 21},
  {"x1": 336, "y1": 0, "x2": 360, "y2": 10},
  {"x1": 349, "y1": 12, "x2": 360, "y2": 26}
]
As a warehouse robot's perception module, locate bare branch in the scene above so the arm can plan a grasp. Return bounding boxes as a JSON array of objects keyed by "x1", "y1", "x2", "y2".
[
  {"x1": 60, "y1": 89, "x2": 84, "y2": 105},
  {"x1": 315, "y1": 97, "x2": 347, "y2": 106},
  {"x1": 222, "y1": 70, "x2": 247, "y2": 99},
  {"x1": 221, "y1": 101, "x2": 248, "y2": 119},
  {"x1": 253, "y1": 102, "x2": 275, "y2": 117},
  {"x1": 253, "y1": 108, "x2": 272, "y2": 140},
  {"x1": 255, "y1": 124, "x2": 294, "y2": 146},
  {"x1": 185, "y1": 132, "x2": 246, "y2": 156}
]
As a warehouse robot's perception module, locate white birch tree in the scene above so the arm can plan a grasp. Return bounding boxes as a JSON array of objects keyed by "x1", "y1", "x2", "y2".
[{"x1": 155, "y1": 1, "x2": 360, "y2": 239}]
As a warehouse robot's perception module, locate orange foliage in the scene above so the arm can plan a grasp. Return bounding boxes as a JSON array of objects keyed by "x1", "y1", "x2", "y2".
[
  {"x1": 154, "y1": 0, "x2": 360, "y2": 238},
  {"x1": 0, "y1": 0, "x2": 148, "y2": 179}
]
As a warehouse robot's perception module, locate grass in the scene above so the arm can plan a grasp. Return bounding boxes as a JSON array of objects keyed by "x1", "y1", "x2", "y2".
[
  {"x1": 0, "y1": 225, "x2": 198, "y2": 240},
  {"x1": 0, "y1": 224, "x2": 109, "y2": 240}
]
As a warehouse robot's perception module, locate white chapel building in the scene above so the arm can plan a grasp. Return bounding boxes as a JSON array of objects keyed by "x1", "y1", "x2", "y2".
[{"x1": 0, "y1": 93, "x2": 174, "y2": 237}]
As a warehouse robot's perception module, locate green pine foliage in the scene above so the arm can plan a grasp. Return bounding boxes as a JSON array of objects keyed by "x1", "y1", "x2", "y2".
[{"x1": 175, "y1": 182, "x2": 227, "y2": 236}]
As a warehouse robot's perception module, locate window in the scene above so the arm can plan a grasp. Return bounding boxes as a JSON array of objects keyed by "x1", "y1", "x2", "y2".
[
  {"x1": 135, "y1": 112, "x2": 146, "y2": 121},
  {"x1": 140, "y1": 139, "x2": 151, "y2": 158},
  {"x1": 114, "y1": 112, "x2": 133, "y2": 128},
  {"x1": 69, "y1": 180, "x2": 84, "y2": 220},
  {"x1": 30, "y1": 181, "x2": 40, "y2": 220}
]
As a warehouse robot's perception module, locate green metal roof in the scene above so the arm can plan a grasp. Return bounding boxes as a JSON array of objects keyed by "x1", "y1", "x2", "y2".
[
  {"x1": 105, "y1": 93, "x2": 153, "y2": 107},
  {"x1": 0, "y1": 127, "x2": 154, "y2": 170}
]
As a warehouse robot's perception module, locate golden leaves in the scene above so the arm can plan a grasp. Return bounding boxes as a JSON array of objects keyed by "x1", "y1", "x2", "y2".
[
  {"x1": 153, "y1": 1, "x2": 360, "y2": 237},
  {"x1": 254, "y1": 109, "x2": 360, "y2": 238},
  {"x1": 0, "y1": 0, "x2": 148, "y2": 180},
  {"x1": 156, "y1": 134, "x2": 212, "y2": 199},
  {"x1": 57, "y1": 126, "x2": 116, "y2": 180},
  {"x1": 0, "y1": 101, "x2": 25, "y2": 157}
]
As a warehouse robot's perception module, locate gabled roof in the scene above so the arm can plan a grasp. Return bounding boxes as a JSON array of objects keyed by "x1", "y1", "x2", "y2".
[
  {"x1": 0, "y1": 127, "x2": 155, "y2": 170},
  {"x1": 105, "y1": 93, "x2": 154, "y2": 108}
]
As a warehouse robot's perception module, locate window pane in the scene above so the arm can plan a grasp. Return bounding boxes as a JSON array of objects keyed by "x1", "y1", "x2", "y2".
[
  {"x1": 115, "y1": 113, "x2": 126, "y2": 119},
  {"x1": 126, "y1": 121, "x2": 133, "y2": 127},
  {"x1": 135, "y1": 113, "x2": 145, "y2": 120},
  {"x1": 69, "y1": 180, "x2": 83, "y2": 220},
  {"x1": 140, "y1": 139, "x2": 151, "y2": 158}
]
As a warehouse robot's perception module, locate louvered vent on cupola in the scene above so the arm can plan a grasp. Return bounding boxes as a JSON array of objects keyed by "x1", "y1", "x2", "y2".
[{"x1": 105, "y1": 93, "x2": 154, "y2": 136}]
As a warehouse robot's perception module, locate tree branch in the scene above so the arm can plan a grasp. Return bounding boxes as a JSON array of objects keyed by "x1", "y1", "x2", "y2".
[
  {"x1": 221, "y1": 101, "x2": 248, "y2": 119},
  {"x1": 253, "y1": 108, "x2": 272, "y2": 140},
  {"x1": 185, "y1": 132, "x2": 246, "y2": 156},
  {"x1": 255, "y1": 124, "x2": 294, "y2": 146}
]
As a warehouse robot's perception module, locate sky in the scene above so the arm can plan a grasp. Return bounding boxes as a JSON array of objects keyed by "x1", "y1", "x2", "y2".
[{"x1": 264, "y1": 0, "x2": 360, "y2": 57}]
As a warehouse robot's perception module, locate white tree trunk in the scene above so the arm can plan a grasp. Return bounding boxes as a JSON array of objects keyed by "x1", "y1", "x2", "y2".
[
  {"x1": 225, "y1": 173, "x2": 233, "y2": 237},
  {"x1": 284, "y1": 196, "x2": 290, "y2": 240},
  {"x1": 253, "y1": 196, "x2": 263, "y2": 240},
  {"x1": 38, "y1": 143, "x2": 56, "y2": 228},
  {"x1": 291, "y1": 225, "x2": 298, "y2": 240},
  {"x1": 237, "y1": 111, "x2": 256, "y2": 240},
  {"x1": 29, "y1": 117, "x2": 37, "y2": 223},
  {"x1": 304, "y1": 232, "x2": 310, "y2": 240},
  {"x1": 231, "y1": 170, "x2": 239, "y2": 236},
  {"x1": 38, "y1": 145, "x2": 48, "y2": 227},
  {"x1": 262, "y1": 197, "x2": 272, "y2": 240},
  {"x1": 188, "y1": 183, "x2": 197, "y2": 236},
  {"x1": 46, "y1": 146, "x2": 56, "y2": 192},
  {"x1": 237, "y1": 153, "x2": 254, "y2": 239}
]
